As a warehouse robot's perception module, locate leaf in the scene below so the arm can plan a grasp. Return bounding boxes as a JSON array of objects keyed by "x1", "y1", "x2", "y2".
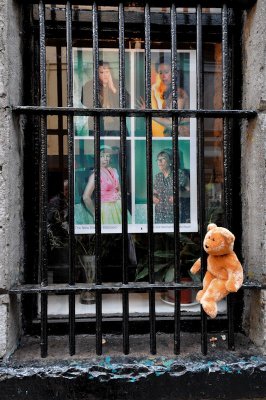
[
  {"x1": 164, "y1": 266, "x2": 175, "y2": 282},
  {"x1": 154, "y1": 263, "x2": 170, "y2": 272},
  {"x1": 154, "y1": 250, "x2": 175, "y2": 258},
  {"x1": 156, "y1": 270, "x2": 166, "y2": 282},
  {"x1": 135, "y1": 266, "x2": 149, "y2": 280},
  {"x1": 136, "y1": 263, "x2": 170, "y2": 280}
]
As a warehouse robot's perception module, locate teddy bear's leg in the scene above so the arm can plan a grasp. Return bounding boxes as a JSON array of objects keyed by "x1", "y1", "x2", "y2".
[
  {"x1": 196, "y1": 271, "x2": 214, "y2": 302},
  {"x1": 200, "y1": 279, "x2": 229, "y2": 319}
]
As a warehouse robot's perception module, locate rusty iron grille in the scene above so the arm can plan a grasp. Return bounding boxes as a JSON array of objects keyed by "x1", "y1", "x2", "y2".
[{"x1": 10, "y1": 0, "x2": 264, "y2": 359}]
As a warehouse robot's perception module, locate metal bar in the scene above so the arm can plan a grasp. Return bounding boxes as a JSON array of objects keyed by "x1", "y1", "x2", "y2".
[
  {"x1": 66, "y1": 0, "x2": 76, "y2": 356},
  {"x1": 196, "y1": 4, "x2": 208, "y2": 355},
  {"x1": 33, "y1": 37, "x2": 41, "y2": 289},
  {"x1": 222, "y1": 4, "x2": 235, "y2": 351},
  {"x1": 39, "y1": 0, "x2": 47, "y2": 285},
  {"x1": 21, "y1": 0, "x2": 258, "y2": 11},
  {"x1": 12, "y1": 106, "x2": 257, "y2": 119},
  {"x1": 119, "y1": 2, "x2": 129, "y2": 355},
  {"x1": 9, "y1": 280, "x2": 266, "y2": 294},
  {"x1": 93, "y1": 2, "x2": 102, "y2": 356},
  {"x1": 40, "y1": 293, "x2": 48, "y2": 358},
  {"x1": 50, "y1": 2, "x2": 56, "y2": 21},
  {"x1": 144, "y1": 3, "x2": 156, "y2": 355},
  {"x1": 39, "y1": 0, "x2": 48, "y2": 358},
  {"x1": 56, "y1": 45, "x2": 65, "y2": 181},
  {"x1": 222, "y1": 5, "x2": 232, "y2": 224},
  {"x1": 171, "y1": 3, "x2": 181, "y2": 356},
  {"x1": 30, "y1": 11, "x2": 231, "y2": 29}
]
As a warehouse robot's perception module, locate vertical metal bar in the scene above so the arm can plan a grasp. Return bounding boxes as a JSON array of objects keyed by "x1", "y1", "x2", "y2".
[
  {"x1": 222, "y1": 5, "x2": 232, "y2": 225},
  {"x1": 93, "y1": 2, "x2": 102, "y2": 355},
  {"x1": 171, "y1": 4, "x2": 181, "y2": 355},
  {"x1": 24, "y1": 6, "x2": 39, "y2": 323},
  {"x1": 39, "y1": 0, "x2": 48, "y2": 358},
  {"x1": 119, "y1": 2, "x2": 129, "y2": 355},
  {"x1": 145, "y1": 3, "x2": 156, "y2": 355},
  {"x1": 40, "y1": 293, "x2": 48, "y2": 358},
  {"x1": 222, "y1": 4, "x2": 235, "y2": 351},
  {"x1": 51, "y1": 3, "x2": 56, "y2": 21},
  {"x1": 56, "y1": 45, "x2": 64, "y2": 183},
  {"x1": 33, "y1": 38, "x2": 41, "y2": 286},
  {"x1": 66, "y1": 1, "x2": 76, "y2": 356},
  {"x1": 196, "y1": 4, "x2": 208, "y2": 355}
]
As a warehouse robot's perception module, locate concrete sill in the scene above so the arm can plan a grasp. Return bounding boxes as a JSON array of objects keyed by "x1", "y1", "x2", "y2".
[{"x1": 0, "y1": 333, "x2": 265, "y2": 400}]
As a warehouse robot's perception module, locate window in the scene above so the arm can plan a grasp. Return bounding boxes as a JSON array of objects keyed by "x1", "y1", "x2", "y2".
[{"x1": 12, "y1": 1, "x2": 258, "y2": 358}]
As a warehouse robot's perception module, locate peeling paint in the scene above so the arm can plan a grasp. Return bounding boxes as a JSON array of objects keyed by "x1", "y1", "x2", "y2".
[{"x1": 0, "y1": 354, "x2": 266, "y2": 383}]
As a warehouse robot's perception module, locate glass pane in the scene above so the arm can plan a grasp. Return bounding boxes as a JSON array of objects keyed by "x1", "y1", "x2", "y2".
[{"x1": 43, "y1": 6, "x2": 226, "y2": 319}]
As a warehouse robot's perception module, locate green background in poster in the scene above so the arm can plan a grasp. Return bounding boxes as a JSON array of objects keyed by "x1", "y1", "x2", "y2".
[
  {"x1": 135, "y1": 139, "x2": 190, "y2": 205},
  {"x1": 73, "y1": 49, "x2": 131, "y2": 136}
]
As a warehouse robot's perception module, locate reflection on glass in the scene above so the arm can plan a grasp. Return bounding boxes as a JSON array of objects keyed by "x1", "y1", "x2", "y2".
[{"x1": 45, "y1": 39, "x2": 225, "y2": 312}]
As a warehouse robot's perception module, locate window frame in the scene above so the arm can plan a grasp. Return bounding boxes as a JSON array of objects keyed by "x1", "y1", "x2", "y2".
[{"x1": 11, "y1": 1, "x2": 261, "y2": 358}]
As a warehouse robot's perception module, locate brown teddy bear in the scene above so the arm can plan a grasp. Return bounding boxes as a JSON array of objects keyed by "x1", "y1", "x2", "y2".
[{"x1": 190, "y1": 223, "x2": 243, "y2": 318}]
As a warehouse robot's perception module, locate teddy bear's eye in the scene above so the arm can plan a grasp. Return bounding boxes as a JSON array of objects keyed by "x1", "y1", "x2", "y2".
[{"x1": 212, "y1": 238, "x2": 215, "y2": 241}]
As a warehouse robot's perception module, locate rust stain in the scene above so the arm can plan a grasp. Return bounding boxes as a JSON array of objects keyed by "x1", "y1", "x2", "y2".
[{"x1": 246, "y1": 118, "x2": 257, "y2": 144}]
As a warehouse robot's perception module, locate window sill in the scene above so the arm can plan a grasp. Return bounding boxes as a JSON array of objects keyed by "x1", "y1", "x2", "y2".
[{"x1": 0, "y1": 333, "x2": 265, "y2": 400}]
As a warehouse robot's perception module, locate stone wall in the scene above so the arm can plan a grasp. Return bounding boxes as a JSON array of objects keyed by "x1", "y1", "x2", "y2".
[
  {"x1": 242, "y1": 0, "x2": 266, "y2": 351},
  {"x1": 0, "y1": 0, "x2": 23, "y2": 358}
]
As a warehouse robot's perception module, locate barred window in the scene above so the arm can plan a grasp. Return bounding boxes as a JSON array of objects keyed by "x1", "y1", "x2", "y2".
[{"x1": 12, "y1": 1, "x2": 260, "y2": 358}]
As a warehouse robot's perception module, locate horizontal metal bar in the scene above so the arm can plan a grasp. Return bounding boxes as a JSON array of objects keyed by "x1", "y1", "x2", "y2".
[
  {"x1": 10, "y1": 282, "x2": 202, "y2": 294},
  {"x1": 21, "y1": 0, "x2": 257, "y2": 10},
  {"x1": 33, "y1": 314, "x2": 226, "y2": 323},
  {"x1": 9, "y1": 280, "x2": 266, "y2": 294},
  {"x1": 34, "y1": 10, "x2": 225, "y2": 27},
  {"x1": 12, "y1": 106, "x2": 257, "y2": 118}
]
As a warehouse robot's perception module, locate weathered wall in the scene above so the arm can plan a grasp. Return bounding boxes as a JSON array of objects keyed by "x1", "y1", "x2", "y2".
[
  {"x1": 0, "y1": 0, "x2": 23, "y2": 358},
  {"x1": 242, "y1": 0, "x2": 266, "y2": 351}
]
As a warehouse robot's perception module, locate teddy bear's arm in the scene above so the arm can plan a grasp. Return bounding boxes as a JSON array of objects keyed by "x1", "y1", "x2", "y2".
[
  {"x1": 190, "y1": 258, "x2": 201, "y2": 274},
  {"x1": 225, "y1": 254, "x2": 244, "y2": 292}
]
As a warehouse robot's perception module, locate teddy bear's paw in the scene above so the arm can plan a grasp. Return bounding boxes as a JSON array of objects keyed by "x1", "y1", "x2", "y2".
[
  {"x1": 196, "y1": 290, "x2": 204, "y2": 302},
  {"x1": 225, "y1": 280, "x2": 239, "y2": 292},
  {"x1": 201, "y1": 300, "x2": 218, "y2": 319}
]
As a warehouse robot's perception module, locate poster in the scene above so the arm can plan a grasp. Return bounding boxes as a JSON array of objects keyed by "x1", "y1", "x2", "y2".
[{"x1": 73, "y1": 48, "x2": 197, "y2": 233}]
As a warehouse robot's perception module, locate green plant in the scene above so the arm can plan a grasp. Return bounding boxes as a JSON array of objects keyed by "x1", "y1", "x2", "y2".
[
  {"x1": 47, "y1": 195, "x2": 96, "y2": 256},
  {"x1": 135, "y1": 233, "x2": 200, "y2": 282}
]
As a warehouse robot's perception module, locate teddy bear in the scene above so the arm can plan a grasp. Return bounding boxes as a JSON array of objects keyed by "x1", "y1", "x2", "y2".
[{"x1": 190, "y1": 223, "x2": 243, "y2": 319}]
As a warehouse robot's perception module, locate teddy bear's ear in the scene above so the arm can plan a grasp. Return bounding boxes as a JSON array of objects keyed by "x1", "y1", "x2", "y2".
[
  {"x1": 225, "y1": 231, "x2": 235, "y2": 244},
  {"x1": 207, "y1": 223, "x2": 217, "y2": 231}
]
